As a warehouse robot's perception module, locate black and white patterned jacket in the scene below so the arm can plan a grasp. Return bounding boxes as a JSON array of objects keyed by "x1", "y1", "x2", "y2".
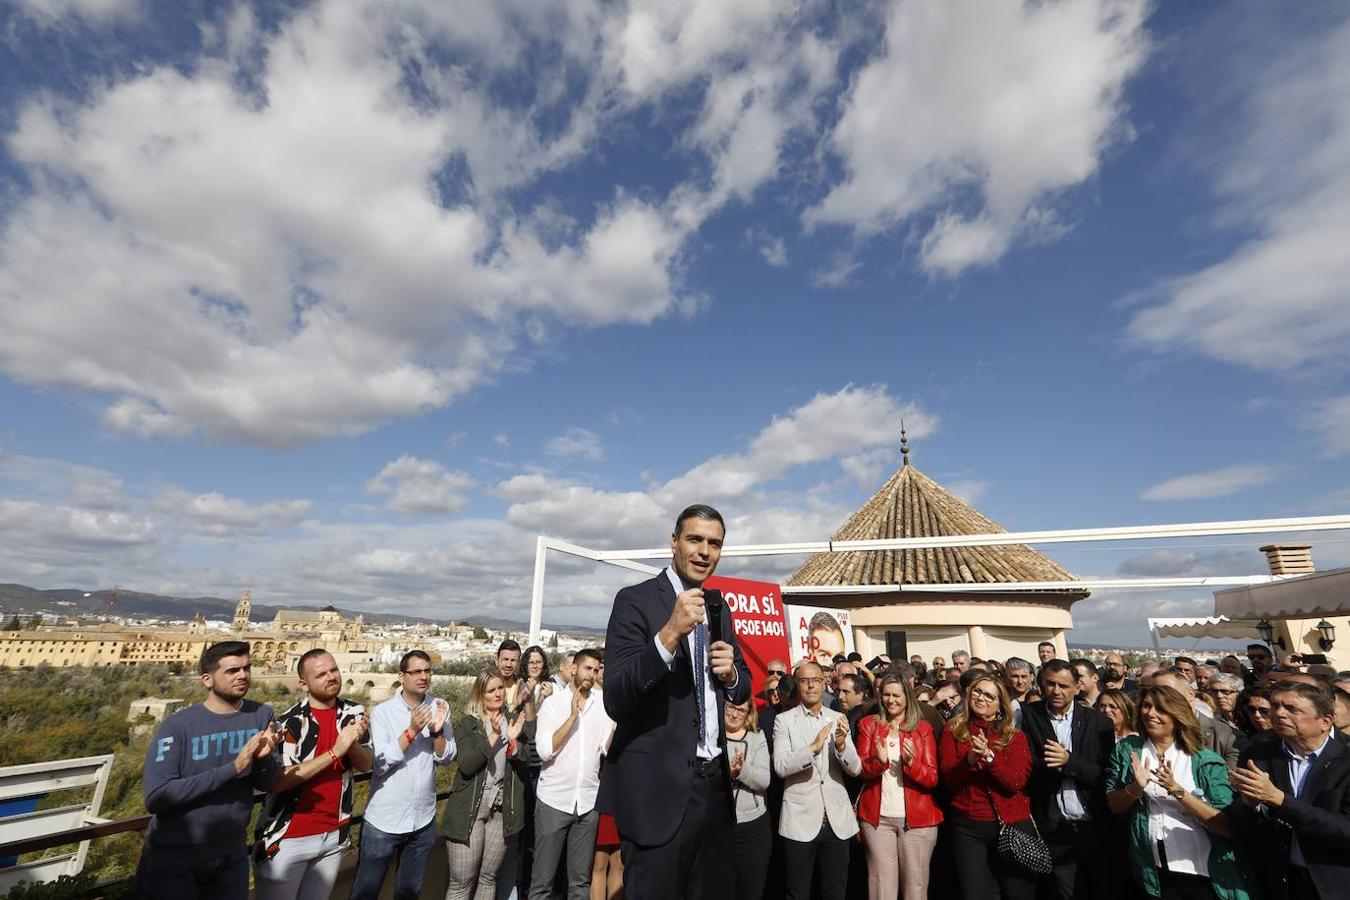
[{"x1": 254, "y1": 695, "x2": 366, "y2": 858}]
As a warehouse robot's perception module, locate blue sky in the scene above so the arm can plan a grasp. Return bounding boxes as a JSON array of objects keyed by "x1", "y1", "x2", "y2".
[{"x1": 0, "y1": 0, "x2": 1348, "y2": 646}]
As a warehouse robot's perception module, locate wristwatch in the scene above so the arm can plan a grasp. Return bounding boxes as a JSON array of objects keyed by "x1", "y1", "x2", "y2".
[{"x1": 1168, "y1": 786, "x2": 1185, "y2": 800}]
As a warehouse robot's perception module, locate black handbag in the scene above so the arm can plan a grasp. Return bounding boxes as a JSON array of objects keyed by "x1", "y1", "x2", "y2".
[{"x1": 985, "y1": 788, "x2": 1052, "y2": 875}]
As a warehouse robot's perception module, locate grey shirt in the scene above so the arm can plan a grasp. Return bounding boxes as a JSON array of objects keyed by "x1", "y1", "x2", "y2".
[{"x1": 141, "y1": 700, "x2": 279, "y2": 860}]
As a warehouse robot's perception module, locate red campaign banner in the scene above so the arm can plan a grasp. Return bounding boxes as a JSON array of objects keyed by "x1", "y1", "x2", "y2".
[{"x1": 704, "y1": 575, "x2": 790, "y2": 705}]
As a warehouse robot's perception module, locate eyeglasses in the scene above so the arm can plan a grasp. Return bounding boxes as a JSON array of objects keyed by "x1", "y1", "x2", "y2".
[
  {"x1": 798, "y1": 677, "x2": 826, "y2": 687},
  {"x1": 1209, "y1": 688, "x2": 1238, "y2": 696},
  {"x1": 1246, "y1": 706, "x2": 1272, "y2": 717},
  {"x1": 725, "y1": 705, "x2": 749, "y2": 716},
  {"x1": 767, "y1": 669, "x2": 787, "y2": 676},
  {"x1": 403, "y1": 668, "x2": 433, "y2": 676},
  {"x1": 969, "y1": 688, "x2": 998, "y2": 703}
]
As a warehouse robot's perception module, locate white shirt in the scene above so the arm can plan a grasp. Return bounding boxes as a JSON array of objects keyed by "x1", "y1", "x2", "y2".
[
  {"x1": 535, "y1": 685, "x2": 615, "y2": 815},
  {"x1": 653, "y1": 567, "x2": 736, "y2": 760},
  {"x1": 364, "y1": 693, "x2": 456, "y2": 834},
  {"x1": 1048, "y1": 706, "x2": 1088, "y2": 821},
  {"x1": 1141, "y1": 740, "x2": 1209, "y2": 877},
  {"x1": 880, "y1": 732, "x2": 906, "y2": 818}
]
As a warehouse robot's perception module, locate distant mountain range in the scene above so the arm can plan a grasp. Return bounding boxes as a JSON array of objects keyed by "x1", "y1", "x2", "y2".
[{"x1": 0, "y1": 583, "x2": 604, "y2": 635}]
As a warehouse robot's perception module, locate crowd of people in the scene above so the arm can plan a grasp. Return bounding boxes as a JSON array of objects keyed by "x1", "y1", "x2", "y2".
[{"x1": 134, "y1": 505, "x2": 1350, "y2": 900}]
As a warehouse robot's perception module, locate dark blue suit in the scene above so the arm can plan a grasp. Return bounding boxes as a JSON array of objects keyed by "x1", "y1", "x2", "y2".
[
  {"x1": 599, "y1": 570, "x2": 751, "y2": 899},
  {"x1": 1233, "y1": 730, "x2": 1350, "y2": 900}
]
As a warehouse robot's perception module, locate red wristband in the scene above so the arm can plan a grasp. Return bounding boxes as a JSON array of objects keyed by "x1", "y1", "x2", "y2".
[{"x1": 403, "y1": 728, "x2": 416, "y2": 744}]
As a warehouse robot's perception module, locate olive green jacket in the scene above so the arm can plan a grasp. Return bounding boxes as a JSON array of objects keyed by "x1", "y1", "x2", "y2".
[
  {"x1": 1105, "y1": 735, "x2": 1261, "y2": 900},
  {"x1": 440, "y1": 714, "x2": 534, "y2": 842}
]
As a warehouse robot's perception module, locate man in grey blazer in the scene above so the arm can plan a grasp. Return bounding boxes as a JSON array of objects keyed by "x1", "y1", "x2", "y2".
[{"x1": 772, "y1": 660, "x2": 861, "y2": 900}]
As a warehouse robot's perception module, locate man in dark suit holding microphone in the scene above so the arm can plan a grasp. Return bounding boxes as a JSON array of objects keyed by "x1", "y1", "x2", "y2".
[{"x1": 600, "y1": 504, "x2": 752, "y2": 900}]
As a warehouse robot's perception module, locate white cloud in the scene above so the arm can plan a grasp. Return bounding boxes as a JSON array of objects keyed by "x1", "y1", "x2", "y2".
[
  {"x1": 367, "y1": 456, "x2": 475, "y2": 515},
  {"x1": 545, "y1": 427, "x2": 605, "y2": 461},
  {"x1": 8, "y1": 0, "x2": 137, "y2": 25},
  {"x1": 1117, "y1": 549, "x2": 1262, "y2": 578},
  {"x1": 945, "y1": 479, "x2": 989, "y2": 505},
  {"x1": 1140, "y1": 464, "x2": 1276, "y2": 501},
  {"x1": 658, "y1": 384, "x2": 934, "y2": 503},
  {"x1": 808, "y1": 0, "x2": 1149, "y2": 276},
  {"x1": 1126, "y1": 14, "x2": 1350, "y2": 394},
  {"x1": 494, "y1": 433, "x2": 512, "y2": 448},
  {"x1": 0, "y1": 499, "x2": 152, "y2": 547},
  {"x1": 151, "y1": 487, "x2": 314, "y2": 536},
  {"x1": 811, "y1": 253, "x2": 860, "y2": 288},
  {"x1": 0, "y1": 0, "x2": 701, "y2": 448},
  {"x1": 1306, "y1": 396, "x2": 1350, "y2": 456},
  {"x1": 0, "y1": 453, "x2": 126, "y2": 510}
]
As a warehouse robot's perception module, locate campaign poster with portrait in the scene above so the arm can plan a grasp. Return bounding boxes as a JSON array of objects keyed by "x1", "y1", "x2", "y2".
[
  {"x1": 703, "y1": 574, "x2": 789, "y2": 700},
  {"x1": 786, "y1": 604, "x2": 855, "y2": 667}
]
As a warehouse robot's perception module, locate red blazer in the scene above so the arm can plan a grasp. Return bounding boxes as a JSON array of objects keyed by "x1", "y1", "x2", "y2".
[
  {"x1": 855, "y1": 717, "x2": 942, "y2": 829},
  {"x1": 937, "y1": 718, "x2": 1032, "y2": 823}
]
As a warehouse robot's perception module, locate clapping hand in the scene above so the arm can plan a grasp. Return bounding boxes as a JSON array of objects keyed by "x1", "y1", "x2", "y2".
[
  {"x1": 730, "y1": 750, "x2": 744, "y2": 780},
  {"x1": 874, "y1": 733, "x2": 890, "y2": 766},
  {"x1": 1043, "y1": 739, "x2": 1070, "y2": 769},
  {"x1": 967, "y1": 732, "x2": 990, "y2": 766},
  {"x1": 833, "y1": 716, "x2": 849, "y2": 752},
  {"x1": 409, "y1": 704, "x2": 432, "y2": 735},
  {"x1": 1229, "y1": 759, "x2": 1284, "y2": 807},
  {"x1": 334, "y1": 716, "x2": 367, "y2": 756},
  {"x1": 234, "y1": 723, "x2": 278, "y2": 774},
  {"x1": 1128, "y1": 751, "x2": 1151, "y2": 792},
  {"x1": 810, "y1": 722, "x2": 832, "y2": 754},
  {"x1": 507, "y1": 711, "x2": 527, "y2": 743},
  {"x1": 430, "y1": 700, "x2": 449, "y2": 731},
  {"x1": 1153, "y1": 759, "x2": 1180, "y2": 796},
  {"x1": 900, "y1": 736, "x2": 915, "y2": 766}
]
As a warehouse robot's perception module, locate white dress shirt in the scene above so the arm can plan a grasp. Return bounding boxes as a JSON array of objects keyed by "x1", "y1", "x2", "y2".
[
  {"x1": 534, "y1": 685, "x2": 615, "y2": 815},
  {"x1": 653, "y1": 567, "x2": 736, "y2": 760},
  {"x1": 1141, "y1": 740, "x2": 1208, "y2": 877},
  {"x1": 363, "y1": 693, "x2": 456, "y2": 834}
]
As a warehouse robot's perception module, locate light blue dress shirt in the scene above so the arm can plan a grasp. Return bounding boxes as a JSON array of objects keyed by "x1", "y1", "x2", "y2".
[
  {"x1": 363, "y1": 692, "x2": 457, "y2": 834},
  {"x1": 1048, "y1": 707, "x2": 1088, "y2": 821}
]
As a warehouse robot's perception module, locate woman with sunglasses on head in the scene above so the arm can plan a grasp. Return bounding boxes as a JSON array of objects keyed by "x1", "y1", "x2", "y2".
[
  {"x1": 857, "y1": 674, "x2": 940, "y2": 900},
  {"x1": 1096, "y1": 689, "x2": 1138, "y2": 743},
  {"x1": 1105, "y1": 685, "x2": 1256, "y2": 900},
  {"x1": 937, "y1": 673, "x2": 1036, "y2": 900},
  {"x1": 724, "y1": 697, "x2": 771, "y2": 900}
]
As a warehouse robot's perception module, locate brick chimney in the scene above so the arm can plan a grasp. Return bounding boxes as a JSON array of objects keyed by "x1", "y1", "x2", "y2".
[{"x1": 1260, "y1": 544, "x2": 1315, "y2": 576}]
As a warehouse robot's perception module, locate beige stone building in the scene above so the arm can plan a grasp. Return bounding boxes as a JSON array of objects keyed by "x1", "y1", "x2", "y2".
[
  {"x1": 0, "y1": 593, "x2": 432, "y2": 673},
  {"x1": 785, "y1": 441, "x2": 1088, "y2": 665}
]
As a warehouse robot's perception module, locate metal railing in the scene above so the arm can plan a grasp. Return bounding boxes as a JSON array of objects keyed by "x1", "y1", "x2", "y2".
[{"x1": 0, "y1": 771, "x2": 454, "y2": 875}]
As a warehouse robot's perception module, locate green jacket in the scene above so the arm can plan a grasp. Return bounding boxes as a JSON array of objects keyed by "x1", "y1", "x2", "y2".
[
  {"x1": 1105, "y1": 736, "x2": 1261, "y2": 900},
  {"x1": 440, "y1": 714, "x2": 534, "y2": 842}
]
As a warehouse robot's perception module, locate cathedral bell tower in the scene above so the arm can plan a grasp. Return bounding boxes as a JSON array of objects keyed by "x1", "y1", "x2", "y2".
[{"x1": 232, "y1": 589, "x2": 252, "y2": 632}]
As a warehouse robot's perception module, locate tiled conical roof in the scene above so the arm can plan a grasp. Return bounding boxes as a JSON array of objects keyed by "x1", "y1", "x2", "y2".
[{"x1": 785, "y1": 460, "x2": 1081, "y2": 590}]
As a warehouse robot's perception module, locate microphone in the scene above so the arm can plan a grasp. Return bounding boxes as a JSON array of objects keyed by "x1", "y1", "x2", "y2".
[{"x1": 704, "y1": 588, "x2": 724, "y2": 641}]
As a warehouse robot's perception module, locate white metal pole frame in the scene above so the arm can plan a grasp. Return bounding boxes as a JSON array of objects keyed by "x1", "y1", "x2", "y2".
[{"x1": 526, "y1": 513, "x2": 1350, "y2": 644}]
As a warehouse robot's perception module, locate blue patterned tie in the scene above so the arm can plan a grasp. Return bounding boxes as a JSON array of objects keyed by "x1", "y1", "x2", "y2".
[{"x1": 693, "y1": 620, "x2": 708, "y2": 749}]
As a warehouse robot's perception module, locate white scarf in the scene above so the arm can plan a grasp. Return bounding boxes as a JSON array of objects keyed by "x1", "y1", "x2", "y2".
[{"x1": 1140, "y1": 739, "x2": 1210, "y2": 877}]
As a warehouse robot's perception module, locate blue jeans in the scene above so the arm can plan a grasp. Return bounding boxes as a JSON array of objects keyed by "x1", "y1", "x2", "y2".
[
  {"x1": 134, "y1": 845, "x2": 249, "y2": 899},
  {"x1": 350, "y1": 819, "x2": 438, "y2": 900}
]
